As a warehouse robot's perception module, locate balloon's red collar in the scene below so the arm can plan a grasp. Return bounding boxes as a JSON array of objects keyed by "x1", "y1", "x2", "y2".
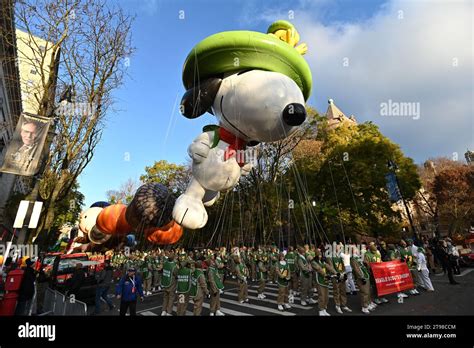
[{"x1": 203, "y1": 125, "x2": 247, "y2": 167}]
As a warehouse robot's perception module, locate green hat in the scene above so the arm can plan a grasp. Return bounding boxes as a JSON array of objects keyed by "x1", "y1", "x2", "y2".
[{"x1": 182, "y1": 20, "x2": 312, "y2": 100}]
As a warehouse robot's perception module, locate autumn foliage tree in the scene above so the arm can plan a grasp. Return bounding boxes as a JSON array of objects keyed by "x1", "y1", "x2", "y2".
[
  {"x1": 140, "y1": 160, "x2": 191, "y2": 196},
  {"x1": 432, "y1": 164, "x2": 474, "y2": 235}
]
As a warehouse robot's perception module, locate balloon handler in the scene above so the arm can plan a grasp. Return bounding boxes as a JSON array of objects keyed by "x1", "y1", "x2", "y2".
[
  {"x1": 115, "y1": 267, "x2": 144, "y2": 316},
  {"x1": 173, "y1": 20, "x2": 313, "y2": 230}
]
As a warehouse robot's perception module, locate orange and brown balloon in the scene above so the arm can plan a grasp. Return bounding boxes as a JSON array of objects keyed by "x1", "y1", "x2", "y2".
[
  {"x1": 145, "y1": 220, "x2": 183, "y2": 245},
  {"x1": 96, "y1": 204, "x2": 131, "y2": 235}
]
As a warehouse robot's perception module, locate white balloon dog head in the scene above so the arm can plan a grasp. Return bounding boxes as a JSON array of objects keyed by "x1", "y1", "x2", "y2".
[
  {"x1": 78, "y1": 207, "x2": 103, "y2": 235},
  {"x1": 180, "y1": 69, "x2": 306, "y2": 142}
]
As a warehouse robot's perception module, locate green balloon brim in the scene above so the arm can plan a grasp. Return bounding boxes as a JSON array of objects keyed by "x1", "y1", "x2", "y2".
[{"x1": 182, "y1": 30, "x2": 313, "y2": 101}]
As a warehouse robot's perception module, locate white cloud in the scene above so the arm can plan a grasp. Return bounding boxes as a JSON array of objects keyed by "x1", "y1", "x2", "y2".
[
  {"x1": 303, "y1": 0, "x2": 473, "y2": 163},
  {"x1": 243, "y1": 0, "x2": 474, "y2": 163}
]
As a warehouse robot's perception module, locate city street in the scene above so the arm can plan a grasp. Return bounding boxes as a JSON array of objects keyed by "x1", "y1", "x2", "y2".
[{"x1": 91, "y1": 268, "x2": 474, "y2": 317}]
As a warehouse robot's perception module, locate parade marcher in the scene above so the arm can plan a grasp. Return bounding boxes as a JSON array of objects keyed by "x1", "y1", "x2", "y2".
[
  {"x1": 161, "y1": 252, "x2": 178, "y2": 316},
  {"x1": 350, "y1": 246, "x2": 373, "y2": 314},
  {"x1": 269, "y1": 246, "x2": 279, "y2": 283},
  {"x1": 115, "y1": 267, "x2": 144, "y2": 316},
  {"x1": 415, "y1": 247, "x2": 435, "y2": 292},
  {"x1": 190, "y1": 259, "x2": 209, "y2": 316},
  {"x1": 152, "y1": 249, "x2": 163, "y2": 291},
  {"x1": 207, "y1": 255, "x2": 225, "y2": 316},
  {"x1": 310, "y1": 249, "x2": 335, "y2": 316},
  {"x1": 228, "y1": 247, "x2": 238, "y2": 280},
  {"x1": 296, "y1": 247, "x2": 313, "y2": 306},
  {"x1": 329, "y1": 244, "x2": 352, "y2": 314},
  {"x1": 399, "y1": 240, "x2": 420, "y2": 295},
  {"x1": 234, "y1": 255, "x2": 249, "y2": 304},
  {"x1": 388, "y1": 243, "x2": 408, "y2": 299},
  {"x1": 256, "y1": 250, "x2": 268, "y2": 299},
  {"x1": 285, "y1": 246, "x2": 298, "y2": 303},
  {"x1": 141, "y1": 254, "x2": 153, "y2": 296},
  {"x1": 249, "y1": 248, "x2": 257, "y2": 282},
  {"x1": 341, "y1": 245, "x2": 356, "y2": 295},
  {"x1": 216, "y1": 248, "x2": 227, "y2": 282},
  {"x1": 176, "y1": 254, "x2": 192, "y2": 316},
  {"x1": 94, "y1": 259, "x2": 115, "y2": 315},
  {"x1": 276, "y1": 252, "x2": 292, "y2": 311},
  {"x1": 364, "y1": 243, "x2": 388, "y2": 305}
]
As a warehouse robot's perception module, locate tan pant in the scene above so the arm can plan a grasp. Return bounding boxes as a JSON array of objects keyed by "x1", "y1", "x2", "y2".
[
  {"x1": 289, "y1": 272, "x2": 298, "y2": 292},
  {"x1": 210, "y1": 292, "x2": 221, "y2": 313},
  {"x1": 277, "y1": 285, "x2": 289, "y2": 305},
  {"x1": 258, "y1": 278, "x2": 266, "y2": 294},
  {"x1": 316, "y1": 284, "x2": 329, "y2": 310},
  {"x1": 250, "y1": 263, "x2": 257, "y2": 280},
  {"x1": 162, "y1": 284, "x2": 176, "y2": 314},
  {"x1": 299, "y1": 275, "x2": 311, "y2": 301},
  {"x1": 152, "y1": 271, "x2": 161, "y2": 288},
  {"x1": 410, "y1": 269, "x2": 418, "y2": 289},
  {"x1": 176, "y1": 293, "x2": 190, "y2": 316},
  {"x1": 143, "y1": 277, "x2": 152, "y2": 292},
  {"x1": 356, "y1": 279, "x2": 370, "y2": 308},
  {"x1": 332, "y1": 279, "x2": 347, "y2": 307},
  {"x1": 238, "y1": 282, "x2": 248, "y2": 302},
  {"x1": 270, "y1": 266, "x2": 277, "y2": 282},
  {"x1": 369, "y1": 275, "x2": 378, "y2": 300},
  {"x1": 193, "y1": 295, "x2": 204, "y2": 316}
]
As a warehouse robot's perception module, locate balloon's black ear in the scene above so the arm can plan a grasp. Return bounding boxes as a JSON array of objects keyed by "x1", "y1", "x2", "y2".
[{"x1": 180, "y1": 77, "x2": 222, "y2": 119}]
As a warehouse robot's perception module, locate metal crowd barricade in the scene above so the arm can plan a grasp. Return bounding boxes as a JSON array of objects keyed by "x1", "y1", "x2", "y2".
[
  {"x1": 40, "y1": 287, "x2": 56, "y2": 315},
  {"x1": 64, "y1": 296, "x2": 88, "y2": 316},
  {"x1": 53, "y1": 291, "x2": 66, "y2": 315}
]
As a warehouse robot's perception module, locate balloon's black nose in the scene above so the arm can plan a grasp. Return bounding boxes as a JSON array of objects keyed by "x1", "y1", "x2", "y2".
[{"x1": 282, "y1": 103, "x2": 306, "y2": 126}]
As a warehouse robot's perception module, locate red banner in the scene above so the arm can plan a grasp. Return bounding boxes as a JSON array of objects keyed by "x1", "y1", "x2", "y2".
[{"x1": 370, "y1": 260, "x2": 414, "y2": 296}]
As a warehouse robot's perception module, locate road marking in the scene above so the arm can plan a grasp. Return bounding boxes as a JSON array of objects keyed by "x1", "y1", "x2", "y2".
[
  {"x1": 137, "y1": 305, "x2": 162, "y2": 314},
  {"x1": 247, "y1": 285, "x2": 334, "y2": 299},
  {"x1": 225, "y1": 290, "x2": 312, "y2": 310},
  {"x1": 219, "y1": 297, "x2": 296, "y2": 316},
  {"x1": 201, "y1": 302, "x2": 253, "y2": 316},
  {"x1": 433, "y1": 269, "x2": 473, "y2": 277},
  {"x1": 140, "y1": 311, "x2": 158, "y2": 316},
  {"x1": 455, "y1": 269, "x2": 473, "y2": 277}
]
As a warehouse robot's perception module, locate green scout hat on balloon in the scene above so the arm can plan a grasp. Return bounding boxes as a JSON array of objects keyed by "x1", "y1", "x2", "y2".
[{"x1": 182, "y1": 20, "x2": 313, "y2": 101}]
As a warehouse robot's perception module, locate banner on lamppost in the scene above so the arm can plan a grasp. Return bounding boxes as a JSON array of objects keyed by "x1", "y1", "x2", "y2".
[
  {"x1": 0, "y1": 113, "x2": 51, "y2": 176},
  {"x1": 370, "y1": 260, "x2": 414, "y2": 296},
  {"x1": 385, "y1": 172, "x2": 402, "y2": 202},
  {"x1": 13, "y1": 200, "x2": 43, "y2": 229}
]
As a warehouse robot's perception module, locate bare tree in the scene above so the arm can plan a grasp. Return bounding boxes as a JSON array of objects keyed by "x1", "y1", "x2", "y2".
[
  {"x1": 106, "y1": 178, "x2": 140, "y2": 204},
  {"x1": 1, "y1": 0, "x2": 134, "y2": 242}
]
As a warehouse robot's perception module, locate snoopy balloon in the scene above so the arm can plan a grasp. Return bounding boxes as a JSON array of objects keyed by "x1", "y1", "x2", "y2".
[{"x1": 173, "y1": 20, "x2": 313, "y2": 229}]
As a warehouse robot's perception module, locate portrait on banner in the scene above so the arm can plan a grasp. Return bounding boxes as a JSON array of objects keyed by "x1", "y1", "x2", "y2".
[{"x1": 0, "y1": 113, "x2": 51, "y2": 176}]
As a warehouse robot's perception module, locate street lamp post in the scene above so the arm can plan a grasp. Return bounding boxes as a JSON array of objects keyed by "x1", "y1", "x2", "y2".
[
  {"x1": 388, "y1": 160, "x2": 418, "y2": 240},
  {"x1": 17, "y1": 86, "x2": 73, "y2": 247}
]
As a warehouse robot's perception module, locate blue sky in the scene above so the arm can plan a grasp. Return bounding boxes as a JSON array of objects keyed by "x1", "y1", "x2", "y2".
[{"x1": 78, "y1": 0, "x2": 473, "y2": 206}]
